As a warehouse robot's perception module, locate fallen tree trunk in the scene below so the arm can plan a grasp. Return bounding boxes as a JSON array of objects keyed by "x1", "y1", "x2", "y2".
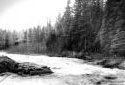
[{"x1": 0, "y1": 56, "x2": 53, "y2": 76}]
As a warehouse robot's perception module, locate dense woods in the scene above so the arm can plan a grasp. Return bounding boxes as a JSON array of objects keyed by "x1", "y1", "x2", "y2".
[
  {"x1": 98, "y1": 0, "x2": 125, "y2": 56},
  {"x1": 0, "y1": 0, "x2": 125, "y2": 58}
]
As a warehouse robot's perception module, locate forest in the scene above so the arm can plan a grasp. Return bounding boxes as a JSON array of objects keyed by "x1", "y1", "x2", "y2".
[{"x1": 0, "y1": 0, "x2": 124, "y2": 59}]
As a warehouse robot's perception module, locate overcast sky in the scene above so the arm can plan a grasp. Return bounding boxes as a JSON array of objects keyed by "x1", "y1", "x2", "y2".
[
  {"x1": 0, "y1": 0, "x2": 20, "y2": 14},
  {"x1": 0, "y1": 0, "x2": 74, "y2": 31}
]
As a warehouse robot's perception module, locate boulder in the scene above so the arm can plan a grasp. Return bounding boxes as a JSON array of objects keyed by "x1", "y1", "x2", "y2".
[
  {"x1": 0, "y1": 56, "x2": 18, "y2": 73},
  {"x1": 97, "y1": 59, "x2": 122, "y2": 69},
  {"x1": 17, "y1": 62, "x2": 53, "y2": 76},
  {"x1": 117, "y1": 61, "x2": 125, "y2": 70},
  {"x1": 0, "y1": 56, "x2": 53, "y2": 76},
  {"x1": 104, "y1": 75, "x2": 117, "y2": 80}
]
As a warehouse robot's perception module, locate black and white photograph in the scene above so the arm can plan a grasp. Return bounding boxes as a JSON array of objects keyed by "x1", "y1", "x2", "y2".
[{"x1": 0, "y1": 0, "x2": 125, "y2": 85}]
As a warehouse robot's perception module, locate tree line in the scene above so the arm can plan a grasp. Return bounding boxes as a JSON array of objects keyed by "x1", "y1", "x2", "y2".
[{"x1": 0, "y1": 0, "x2": 105, "y2": 56}]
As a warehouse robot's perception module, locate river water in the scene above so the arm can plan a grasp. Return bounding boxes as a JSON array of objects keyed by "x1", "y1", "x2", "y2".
[{"x1": 0, "y1": 52, "x2": 124, "y2": 85}]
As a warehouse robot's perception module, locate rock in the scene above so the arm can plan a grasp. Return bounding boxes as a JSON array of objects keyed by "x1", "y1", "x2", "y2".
[
  {"x1": 0, "y1": 56, "x2": 18, "y2": 73},
  {"x1": 97, "y1": 59, "x2": 125, "y2": 70},
  {"x1": 17, "y1": 62, "x2": 53, "y2": 76},
  {"x1": 97, "y1": 59, "x2": 122, "y2": 69},
  {"x1": 104, "y1": 75, "x2": 117, "y2": 80},
  {"x1": 95, "y1": 75, "x2": 117, "y2": 85},
  {"x1": 0, "y1": 56, "x2": 53, "y2": 76},
  {"x1": 118, "y1": 61, "x2": 125, "y2": 70},
  {"x1": 96, "y1": 81, "x2": 102, "y2": 85}
]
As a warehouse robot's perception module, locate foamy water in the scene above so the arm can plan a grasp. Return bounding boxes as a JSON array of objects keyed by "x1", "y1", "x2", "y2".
[{"x1": 0, "y1": 52, "x2": 122, "y2": 85}]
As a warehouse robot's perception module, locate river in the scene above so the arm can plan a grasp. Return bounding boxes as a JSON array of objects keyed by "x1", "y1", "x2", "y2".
[{"x1": 0, "y1": 52, "x2": 125, "y2": 85}]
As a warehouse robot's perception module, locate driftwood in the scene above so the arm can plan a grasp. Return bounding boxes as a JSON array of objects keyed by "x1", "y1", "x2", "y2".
[{"x1": 0, "y1": 56, "x2": 53, "y2": 76}]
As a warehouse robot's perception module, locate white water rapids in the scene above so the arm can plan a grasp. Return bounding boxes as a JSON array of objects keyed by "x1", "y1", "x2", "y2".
[{"x1": 0, "y1": 52, "x2": 124, "y2": 85}]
